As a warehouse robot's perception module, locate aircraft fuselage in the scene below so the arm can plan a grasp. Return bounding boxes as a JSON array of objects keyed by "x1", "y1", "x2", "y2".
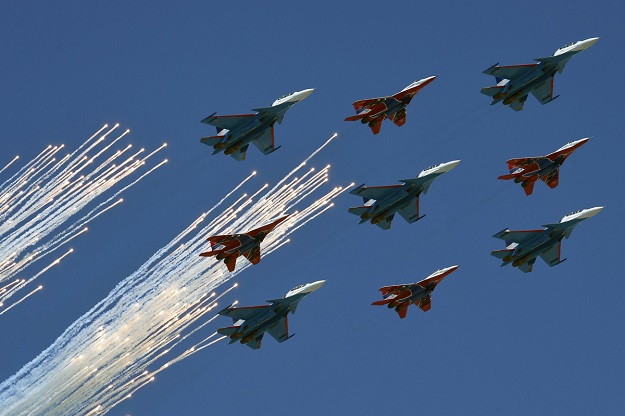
[
  {"x1": 494, "y1": 64, "x2": 560, "y2": 105},
  {"x1": 230, "y1": 303, "x2": 292, "y2": 344}
]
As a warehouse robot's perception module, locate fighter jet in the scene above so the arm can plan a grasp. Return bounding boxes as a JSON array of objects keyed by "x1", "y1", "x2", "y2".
[
  {"x1": 200, "y1": 89, "x2": 314, "y2": 160},
  {"x1": 199, "y1": 216, "x2": 288, "y2": 272},
  {"x1": 491, "y1": 207, "x2": 603, "y2": 273},
  {"x1": 345, "y1": 76, "x2": 436, "y2": 135},
  {"x1": 498, "y1": 138, "x2": 589, "y2": 195},
  {"x1": 481, "y1": 37, "x2": 599, "y2": 111},
  {"x1": 372, "y1": 265, "x2": 458, "y2": 319},
  {"x1": 217, "y1": 280, "x2": 325, "y2": 349},
  {"x1": 348, "y1": 160, "x2": 460, "y2": 230}
]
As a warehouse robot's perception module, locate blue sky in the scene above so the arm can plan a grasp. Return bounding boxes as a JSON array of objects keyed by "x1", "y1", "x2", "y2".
[{"x1": 1, "y1": 1, "x2": 624, "y2": 414}]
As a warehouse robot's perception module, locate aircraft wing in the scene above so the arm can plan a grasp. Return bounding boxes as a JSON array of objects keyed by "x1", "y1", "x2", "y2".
[
  {"x1": 219, "y1": 305, "x2": 270, "y2": 322},
  {"x1": 246, "y1": 334, "x2": 264, "y2": 350},
  {"x1": 350, "y1": 184, "x2": 402, "y2": 202},
  {"x1": 351, "y1": 97, "x2": 387, "y2": 111},
  {"x1": 202, "y1": 113, "x2": 257, "y2": 130},
  {"x1": 522, "y1": 175, "x2": 538, "y2": 196},
  {"x1": 395, "y1": 302, "x2": 410, "y2": 319},
  {"x1": 517, "y1": 258, "x2": 536, "y2": 273},
  {"x1": 541, "y1": 170, "x2": 559, "y2": 189},
  {"x1": 506, "y1": 157, "x2": 541, "y2": 170},
  {"x1": 375, "y1": 214, "x2": 394, "y2": 230},
  {"x1": 267, "y1": 316, "x2": 290, "y2": 343},
  {"x1": 531, "y1": 77, "x2": 557, "y2": 104},
  {"x1": 416, "y1": 295, "x2": 431, "y2": 312},
  {"x1": 369, "y1": 117, "x2": 384, "y2": 135},
  {"x1": 397, "y1": 198, "x2": 422, "y2": 224},
  {"x1": 228, "y1": 144, "x2": 249, "y2": 161},
  {"x1": 243, "y1": 246, "x2": 262, "y2": 265},
  {"x1": 251, "y1": 126, "x2": 279, "y2": 155},
  {"x1": 378, "y1": 284, "x2": 407, "y2": 297},
  {"x1": 539, "y1": 243, "x2": 562, "y2": 267},
  {"x1": 509, "y1": 96, "x2": 527, "y2": 111},
  {"x1": 493, "y1": 228, "x2": 547, "y2": 246},
  {"x1": 388, "y1": 109, "x2": 407, "y2": 127},
  {"x1": 245, "y1": 216, "x2": 289, "y2": 240},
  {"x1": 483, "y1": 63, "x2": 538, "y2": 79}
]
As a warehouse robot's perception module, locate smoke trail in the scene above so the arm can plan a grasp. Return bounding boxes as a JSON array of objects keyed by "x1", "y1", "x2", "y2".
[
  {"x1": 0, "y1": 145, "x2": 348, "y2": 415},
  {"x1": 0, "y1": 125, "x2": 167, "y2": 312}
]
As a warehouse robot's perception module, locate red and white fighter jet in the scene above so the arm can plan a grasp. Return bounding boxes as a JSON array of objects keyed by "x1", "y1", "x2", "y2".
[
  {"x1": 498, "y1": 138, "x2": 589, "y2": 196},
  {"x1": 345, "y1": 76, "x2": 436, "y2": 135}
]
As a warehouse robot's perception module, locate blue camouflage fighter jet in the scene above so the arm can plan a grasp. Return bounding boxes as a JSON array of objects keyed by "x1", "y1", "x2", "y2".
[
  {"x1": 348, "y1": 160, "x2": 460, "y2": 230},
  {"x1": 481, "y1": 37, "x2": 598, "y2": 111},
  {"x1": 200, "y1": 88, "x2": 314, "y2": 161},
  {"x1": 217, "y1": 280, "x2": 325, "y2": 350},
  {"x1": 491, "y1": 207, "x2": 603, "y2": 273}
]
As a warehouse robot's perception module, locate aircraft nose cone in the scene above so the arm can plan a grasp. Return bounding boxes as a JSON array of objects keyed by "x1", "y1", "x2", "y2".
[
  {"x1": 582, "y1": 206, "x2": 603, "y2": 219},
  {"x1": 420, "y1": 75, "x2": 437, "y2": 85},
  {"x1": 580, "y1": 37, "x2": 600, "y2": 50},
  {"x1": 440, "y1": 160, "x2": 461, "y2": 173},
  {"x1": 294, "y1": 88, "x2": 315, "y2": 102},
  {"x1": 306, "y1": 280, "x2": 326, "y2": 293}
]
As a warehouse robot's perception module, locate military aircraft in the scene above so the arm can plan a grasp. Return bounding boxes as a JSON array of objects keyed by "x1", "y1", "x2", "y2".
[
  {"x1": 372, "y1": 265, "x2": 458, "y2": 319},
  {"x1": 344, "y1": 76, "x2": 436, "y2": 134},
  {"x1": 481, "y1": 37, "x2": 599, "y2": 111},
  {"x1": 199, "y1": 216, "x2": 288, "y2": 272},
  {"x1": 491, "y1": 207, "x2": 603, "y2": 273},
  {"x1": 200, "y1": 89, "x2": 314, "y2": 160},
  {"x1": 217, "y1": 280, "x2": 325, "y2": 349},
  {"x1": 498, "y1": 138, "x2": 589, "y2": 195},
  {"x1": 348, "y1": 160, "x2": 460, "y2": 230}
]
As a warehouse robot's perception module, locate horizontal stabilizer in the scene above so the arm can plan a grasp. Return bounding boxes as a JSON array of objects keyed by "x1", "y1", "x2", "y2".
[
  {"x1": 498, "y1": 173, "x2": 518, "y2": 180},
  {"x1": 200, "y1": 136, "x2": 223, "y2": 147},
  {"x1": 480, "y1": 85, "x2": 504, "y2": 97},
  {"x1": 345, "y1": 114, "x2": 364, "y2": 121},
  {"x1": 491, "y1": 249, "x2": 513, "y2": 260},
  {"x1": 217, "y1": 326, "x2": 240, "y2": 337},
  {"x1": 372, "y1": 299, "x2": 392, "y2": 306},
  {"x1": 348, "y1": 206, "x2": 370, "y2": 216}
]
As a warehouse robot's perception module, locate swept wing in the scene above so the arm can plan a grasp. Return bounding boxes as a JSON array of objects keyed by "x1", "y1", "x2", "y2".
[
  {"x1": 267, "y1": 316, "x2": 290, "y2": 343},
  {"x1": 483, "y1": 63, "x2": 538, "y2": 79},
  {"x1": 219, "y1": 305, "x2": 270, "y2": 322},
  {"x1": 397, "y1": 199, "x2": 421, "y2": 224},
  {"x1": 202, "y1": 113, "x2": 256, "y2": 130},
  {"x1": 376, "y1": 214, "x2": 394, "y2": 230},
  {"x1": 539, "y1": 243, "x2": 563, "y2": 267},
  {"x1": 493, "y1": 228, "x2": 547, "y2": 246},
  {"x1": 541, "y1": 170, "x2": 559, "y2": 189},
  {"x1": 350, "y1": 184, "x2": 401, "y2": 202},
  {"x1": 243, "y1": 246, "x2": 262, "y2": 265},
  {"x1": 531, "y1": 77, "x2": 557, "y2": 104},
  {"x1": 251, "y1": 127, "x2": 278, "y2": 155},
  {"x1": 246, "y1": 334, "x2": 264, "y2": 350}
]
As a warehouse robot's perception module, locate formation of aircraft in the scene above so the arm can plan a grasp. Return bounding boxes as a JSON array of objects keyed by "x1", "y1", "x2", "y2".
[
  {"x1": 481, "y1": 37, "x2": 599, "y2": 111},
  {"x1": 491, "y1": 207, "x2": 603, "y2": 273},
  {"x1": 344, "y1": 76, "x2": 436, "y2": 134},
  {"x1": 498, "y1": 138, "x2": 589, "y2": 195},
  {"x1": 348, "y1": 160, "x2": 460, "y2": 230},
  {"x1": 200, "y1": 89, "x2": 314, "y2": 160},
  {"x1": 217, "y1": 280, "x2": 325, "y2": 349},
  {"x1": 372, "y1": 266, "x2": 458, "y2": 319},
  {"x1": 203, "y1": 36, "x2": 603, "y2": 344},
  {"x1": 199, "y1": 216, "x2": 288, "y2": 272}
]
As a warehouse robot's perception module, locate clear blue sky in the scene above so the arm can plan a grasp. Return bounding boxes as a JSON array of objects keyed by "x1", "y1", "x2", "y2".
[{"x1": 1, "y1": 1, "x2": 624, "y2": 414}]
